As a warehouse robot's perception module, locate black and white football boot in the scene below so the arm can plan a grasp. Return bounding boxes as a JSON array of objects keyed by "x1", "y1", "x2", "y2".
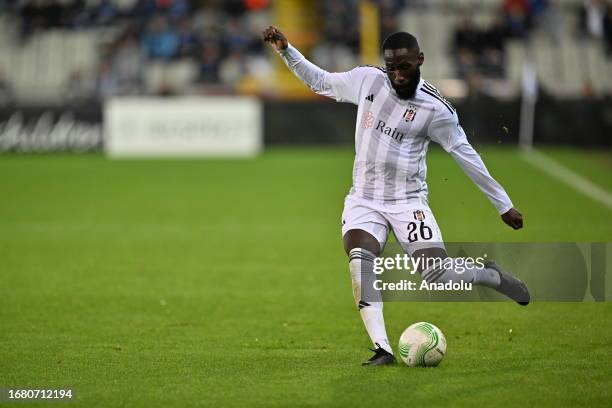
[
  {"x1": 486, "y1": 261, "x2": 530, "y2": 306},
  {"x1": 362, "y1": 343, "x2": 396, "y2": 366}
]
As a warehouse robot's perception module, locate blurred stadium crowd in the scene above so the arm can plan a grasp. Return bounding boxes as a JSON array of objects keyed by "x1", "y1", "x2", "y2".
[{"x1": 0, "y1": 0, "x2": 610, "y2": 105}]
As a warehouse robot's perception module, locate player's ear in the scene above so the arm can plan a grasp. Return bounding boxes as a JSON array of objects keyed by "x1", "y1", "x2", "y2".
[{"x1": 418, "y1": 52, "x2": 424, "y2": 66}]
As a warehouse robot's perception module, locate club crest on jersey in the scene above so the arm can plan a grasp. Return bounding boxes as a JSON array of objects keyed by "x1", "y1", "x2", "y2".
[
  {"x1": 404, "y1": 105, "x2": 418, "y2": 122},
  {"x1": 413, "y1": 210, "x2": 425, "y2": 221},
  {"x1": 361, "y1": 111, "x2": 375, "y2": 129}
]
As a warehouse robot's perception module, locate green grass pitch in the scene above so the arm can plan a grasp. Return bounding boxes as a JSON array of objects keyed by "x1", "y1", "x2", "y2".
[{"x1": 1, "y1": 147, "x2": 611, "y2": 407}]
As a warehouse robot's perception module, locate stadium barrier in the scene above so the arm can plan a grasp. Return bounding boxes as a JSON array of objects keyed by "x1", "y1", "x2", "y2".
[
  {"x1": 0, "y1": 105, "x2": 102, "y2": 152},
  {"x1": 0, "y1": 97, "x2": 610, "y2": 152}
]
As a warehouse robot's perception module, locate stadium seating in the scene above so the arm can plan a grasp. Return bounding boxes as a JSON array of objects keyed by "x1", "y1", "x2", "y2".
[{"x1": 0, "y1": 1, "x2": 610, "y2": 103}]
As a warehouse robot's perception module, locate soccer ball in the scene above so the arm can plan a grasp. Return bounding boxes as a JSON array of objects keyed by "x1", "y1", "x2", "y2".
[{"x1": 398, "y1": 322, "x2": 447, "y2": 367}]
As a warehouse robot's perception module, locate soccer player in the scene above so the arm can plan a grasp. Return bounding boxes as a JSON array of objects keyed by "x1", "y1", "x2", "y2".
[{"x1": 263, "y1": 26, "x2": 529, "y2": 366}]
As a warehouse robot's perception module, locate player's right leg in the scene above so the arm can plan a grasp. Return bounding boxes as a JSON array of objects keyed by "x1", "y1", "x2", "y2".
[
  {"x1": 341, "y1": 196, "x2": 395, "y2": 366},
  {"x1": 386, "y1": 204, "x2": 529, "y2": 305},
  {"x1": 411, "y1": 247, "x2": 530, "y2": 305}
]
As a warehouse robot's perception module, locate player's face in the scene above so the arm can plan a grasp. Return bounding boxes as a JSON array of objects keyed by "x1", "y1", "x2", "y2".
[{"x1": 384, "y1": 48, "x2": 424, "y2": 99}]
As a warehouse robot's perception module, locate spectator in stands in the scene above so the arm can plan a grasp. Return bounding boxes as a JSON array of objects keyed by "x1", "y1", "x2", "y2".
[
  {"x1": 579, "y1": 0, "x2": 606, "y2": 39},
  {"x1": 528, "y1": 0, "x2": 548, "y2": 20},
  {"x1": 18, "y1": 0, "x2": 64, "y2": 39},
  {"x1": 94, "y1": 26, "x2": 142, "y2": 98},
  {"x1": 96, "y1": 60, "x2": 118, "y2": 100},
  {"x1": 503, "y1": 0, "x2": 532, "y2": 37},
  {"x1": 320, "y1": 0, "x2": 359, "y2": 51},
  {"x1": 224, "y1": 17, "x2": 250, "y2": 52},
  {"x1": 481, "y1": 13, "x2": 509, "y2": 77},
  {"x1": 453, "y1": 17, "x2": 482, "y2": 77},
  {"x1": 129, "y1": 0, "x2": 159, "y2": 22},
  {"x1": 166, "y1": 0, "x2": 190, "y2": 22},
  {"x1": 141, "y1": 14, "x2": 180, "y2": 60},
  {"x1": 112, "y1": 33, "x2": 143, "y2": 94},
  {"x1": 176, "y1": 16, "x2": 199, "y2": 57},
  {"x1": 198, "y1": 40, "x2": 221, "y2": 83},
  {"x1": 241, "y1": 4, "x2": 269, "y2": 55},
  {"x1": 454, "y1": 13, "x2": 510, "y2": 79},
  {"x1": 192, "y1": 3, "x2": 225, "y2": 35},
  {"x1": 219, "y1": 50, "x2": 247, "y2": 85},
  {"x1": 379, "y1": 0, "x2": 401, "y2": 40},
  {"x1": 8, "y1": 0, "x2": 274, "y2": 97},
  {"x1": 129, "y1": 0, "x2": 189, "y2": 21},
  {"x1": 68, "y1": 0, "x2": 91, "y2": 28},
  {"x1": 89, "y1": 0, "x2": 120, "y2": 26},
  {"x1": 579, "y1": 0, "x2": 612, "y2": 56}
]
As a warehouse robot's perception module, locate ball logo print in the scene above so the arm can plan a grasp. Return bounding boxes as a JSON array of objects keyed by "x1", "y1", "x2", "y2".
[{"x1": 398, "y1": 322, "x2": 447, "y2": 367}]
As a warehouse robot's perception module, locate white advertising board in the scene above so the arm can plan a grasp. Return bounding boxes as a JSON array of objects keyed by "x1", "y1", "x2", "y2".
[{"x1": 104, "y1": 97, "x2": 262, "y2": 158}]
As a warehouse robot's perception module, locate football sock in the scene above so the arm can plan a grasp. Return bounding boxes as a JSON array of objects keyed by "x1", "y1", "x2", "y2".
[
  {"x1": 474, "y1": 265, "x2": 501, "y2": 287},
  {"x1": 421, "y1": 258, "x2": 500, "y2": 288},
  {"x1": 348, "y1": 248, "x2": 393, "y2": 354}
]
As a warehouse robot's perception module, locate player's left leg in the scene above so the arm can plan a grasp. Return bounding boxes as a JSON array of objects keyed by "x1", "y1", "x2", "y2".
[
  {"x1": 344, "y1": 229, "x2": 396, "y2": 365},
  {"x1": 387, "y1": 204, "x2": 530, "y2": 305},
  {"x1": 342, "y1": 196, "x2": 395, "y2": 365}
]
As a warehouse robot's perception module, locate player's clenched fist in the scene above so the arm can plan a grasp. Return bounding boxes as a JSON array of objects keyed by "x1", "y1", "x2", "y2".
[
  {"x1": 501, "y1": 208, "x2": 523, "y2": 230},
  {"x1": 262, "y1": 26, "x2": 288, "y2": 51}
]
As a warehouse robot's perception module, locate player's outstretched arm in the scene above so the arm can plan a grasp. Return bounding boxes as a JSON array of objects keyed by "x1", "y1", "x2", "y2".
[
  {"x1": 261, "y1": 26, "x2": 363, "y2": 103},
  {"x1": 449, "y1": 143, "x2": 524, "y2": 230},
  {"x1": 262, "y1": 25, "x2": 333, "y2": 97},
  {"x1": 428, "y1": 109, "x2": 523, "y2": 230}
]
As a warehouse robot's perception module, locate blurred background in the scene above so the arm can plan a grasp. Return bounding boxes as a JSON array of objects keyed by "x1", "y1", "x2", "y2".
[
  {"x1": 0, "y1": 0, "x2": 610, "y2": 151},
  {"x1": 0, "y1": 3, "x2": 610, "y2": 403}
]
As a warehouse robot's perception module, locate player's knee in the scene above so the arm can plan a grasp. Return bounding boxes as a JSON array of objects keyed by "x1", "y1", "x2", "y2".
[{"x1": 343, "y1": 229, "x2": 381, "y2": 256}]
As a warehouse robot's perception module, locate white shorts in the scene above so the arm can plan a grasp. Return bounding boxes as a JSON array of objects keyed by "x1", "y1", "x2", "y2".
[{"x1": 341, "y1": 195, "x2": 445, "y2": 255}]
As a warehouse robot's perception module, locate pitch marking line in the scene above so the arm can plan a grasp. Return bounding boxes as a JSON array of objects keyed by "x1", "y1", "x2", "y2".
[{"x1": 521, "y1": 148, "x2": 612, "y2": 210}]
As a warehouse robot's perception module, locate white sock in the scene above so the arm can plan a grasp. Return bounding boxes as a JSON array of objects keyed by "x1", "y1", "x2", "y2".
[
  {"x1": 349, "y1": 248, "x2": 393, "y2": 354},
  {"x1": 421, "y1": 257, "x2": 500, "y2": 288}
]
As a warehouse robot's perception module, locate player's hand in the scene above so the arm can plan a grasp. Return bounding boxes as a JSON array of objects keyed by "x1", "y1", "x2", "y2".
[
  {"x1": 501, "y1": 208, "x2": 523, "y2": 230},
  {"x1": 262, "y1": 26, "x2": 288, "y2": 51}
]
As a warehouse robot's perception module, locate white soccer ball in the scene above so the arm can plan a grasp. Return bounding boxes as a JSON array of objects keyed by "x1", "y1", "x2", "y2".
[{"x1": 398, "y1": 322, "x2": 447, "y2": 367}]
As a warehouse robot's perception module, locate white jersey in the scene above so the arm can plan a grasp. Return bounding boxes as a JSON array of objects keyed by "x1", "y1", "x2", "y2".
[{"x1": 278, "y1": 44, "x2": 514, "y2": 214}]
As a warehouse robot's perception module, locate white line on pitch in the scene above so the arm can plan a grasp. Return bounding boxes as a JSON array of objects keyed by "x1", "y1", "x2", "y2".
[{"x1": 521, "y1": 148, "x2": 612, "y2": 210}]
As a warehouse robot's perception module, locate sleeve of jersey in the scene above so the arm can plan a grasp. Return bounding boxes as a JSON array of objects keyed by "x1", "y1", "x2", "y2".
[
  {"x1": 428, "y1": 109, "x2": 513, "y2": 214},
  {"x1": 277, "y1": 44, "x2": 363, "y2": 104},
  {"x1": 449, "y1": 143, "x2": 514, "y2": 215},
  {"x1": 427, "y1": 108, "x2": 467, "y2": 152}
]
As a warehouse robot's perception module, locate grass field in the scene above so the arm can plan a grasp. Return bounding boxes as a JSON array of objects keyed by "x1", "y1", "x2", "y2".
[{"x1": 1, "y1": 147, "x2": 611, "y2": 407}]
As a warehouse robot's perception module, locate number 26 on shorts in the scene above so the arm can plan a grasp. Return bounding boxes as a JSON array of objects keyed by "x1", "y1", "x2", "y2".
[{"x1": 407, "y1": 221, "x2": 433, "y2": 242}]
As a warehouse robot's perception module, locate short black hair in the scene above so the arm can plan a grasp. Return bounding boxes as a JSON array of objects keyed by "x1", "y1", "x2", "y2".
[{"x1": 382, "y1": 32, "x2": 419, "y2": 51}]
